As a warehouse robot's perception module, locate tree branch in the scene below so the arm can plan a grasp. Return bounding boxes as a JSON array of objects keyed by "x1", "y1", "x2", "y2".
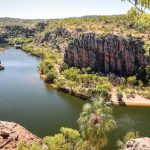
[{"x1": 128, "y1": 0, "x2": 144, "y2": 13}]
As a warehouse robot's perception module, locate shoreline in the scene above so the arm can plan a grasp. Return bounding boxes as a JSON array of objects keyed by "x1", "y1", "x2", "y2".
[
  {"x1": 39, "y1": 73, "x2": 150, "y2": 107},
  {"x1": 111, "y1": 89, "x2": 150, "y2": 107},
  {"x1": 112, "y1": 101, "x2": 150, "y2": 107}
]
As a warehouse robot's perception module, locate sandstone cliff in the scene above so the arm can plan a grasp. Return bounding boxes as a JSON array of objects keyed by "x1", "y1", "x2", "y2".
[
  {"x1": 0, "y1": 121, "x2": 46, "y2": 150},
  {"x1": 65, "y1": 33, "x2": 149, "y2": 76},
  {"x1": 125, "y1": 138, "x2": 150, "y2": 150}
]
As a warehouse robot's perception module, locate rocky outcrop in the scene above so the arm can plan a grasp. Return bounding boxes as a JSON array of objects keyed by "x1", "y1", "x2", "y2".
[
  {"x1": 125, "y1": 138, "x2": 150, "y2": 150},
  {"x1": 0, "y1": 121, "x2": 46, "y2": 150},
  {"x1": 35, "y1": 21, "x2": 48, "y2": 32},
  {"x1": 38, "y1": 27, "x2": 70, "y2": 43},
  {"x1": 36, "y1": 27, "x2": 70, "y2": 50},
  {"x1": 4, "y1": 25, "x2": 36, "y2": 38},
  {"x1": 65, "y1": 33, "x2": 149, "y2": 76}
]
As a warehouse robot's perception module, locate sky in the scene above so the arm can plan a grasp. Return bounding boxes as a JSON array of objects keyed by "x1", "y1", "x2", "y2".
[{"x1": 0, "y1": 0, "x2": 133, "y2": 19}]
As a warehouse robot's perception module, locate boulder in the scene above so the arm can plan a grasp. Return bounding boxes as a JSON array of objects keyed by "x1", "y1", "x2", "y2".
[
  {"x1": 0, "y1": 121, "x2": 46, "y2": 150},
  {"x1": 125, "y1": 138, "x2": 150, "y2": 150}
]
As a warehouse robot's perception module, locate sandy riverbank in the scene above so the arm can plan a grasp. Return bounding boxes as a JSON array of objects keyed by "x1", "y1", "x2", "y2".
[
  {"x1": 111, "y1": 89, "x2": 150, "y2": 106},
  {"x1": 39, "y1": 73, "x2": 57, "y2": 88},
  {"x1": 39, "y1": 73, "x2": 150, "y2": 106}
]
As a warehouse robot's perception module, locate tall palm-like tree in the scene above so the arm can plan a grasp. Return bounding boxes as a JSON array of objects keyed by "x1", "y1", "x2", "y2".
[{"x1": 78, "y1": 98, "x2": 116, "y2": 149}]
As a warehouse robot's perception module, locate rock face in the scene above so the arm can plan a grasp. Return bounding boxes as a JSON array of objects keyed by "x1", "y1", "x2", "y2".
[
  {"x1": 125, "y1": 138, "x2": 150, "y2": 150},
  {"x1": 65, "y1": 33, "x2": 148, "y2": 76},
  {"x1": 0, "y1": 121, "x2": 46, "y2": 150}
]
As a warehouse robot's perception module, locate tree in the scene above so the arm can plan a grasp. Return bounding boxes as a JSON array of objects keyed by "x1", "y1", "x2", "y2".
[
  {"x1": 45, "y1": 70, "x2": 57, "y2": 83},
  {"x1": 122, "y1": 0, "x2": 150, "y2": 13},
  {"x1": 44, "y1": 127, "x2": 83, "y2": 150},
  {"x1": 127, "y1": 7, "x2": 139, "y2": 19},
  {"x1": 78, "y1": 98, "x2": 116, "y2": 149}
]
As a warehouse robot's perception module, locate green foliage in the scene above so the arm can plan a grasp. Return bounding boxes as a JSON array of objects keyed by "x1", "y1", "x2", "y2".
[
  {"x1": 127, "y1": 7, "x2": 139, "y2": 19},
  {"x1": 44, "y1": 127, "x2": 80, "y2": 150},
  {"x1": 60, "y1": 127, "x2": 80, "y2": 145},
  {"x1": 138, "y1": 0, "x2": 150, "y2": 9},
  {"x1": 58, "y1": 67, "x2": 113, "y2": 99},
  {"x1": 38, "y1": 59, "x2": 54, "y2": 74},
  {"x1": 143, "y1": 41, "x2": 150, "y2": 56},
  {"x1": 17, "y1": 141, "x2": 42, "y2": 150},
  {"x1": 78, "y1": 98, "x2": 116, "y2": 149},
  {"x1": 45, "y1": 70, "x2": 57, "y2": 83},
  {"x1": 127, "y1": 76, "x2": 139, "y2": 86},
  {"x1": 60, "y1": 63, "x2": 69, "y2": 72},
  {"x1": 9, "y1": 37, "x2": 33, "y2": 45},
  {"x1": 135, "y1": 13, "x2": 150, "y2": 31},
  {"x1": 62, "y1": 67, "x2": 81, "y2": 81},
  {"x1": 146, "y1": 65, "x2": 150, "y2": 84},
  {"x1": 122, "y1": 0, "x2": 150, "y2": 12}
]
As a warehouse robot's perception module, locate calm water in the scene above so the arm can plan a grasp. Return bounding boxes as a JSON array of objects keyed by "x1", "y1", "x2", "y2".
[
  {"x1": 0, "y1": 45, "x2": 85, "y2": 137},
  {"x1": 0, "y1": 45, "x2": 150, "y2": 150}
]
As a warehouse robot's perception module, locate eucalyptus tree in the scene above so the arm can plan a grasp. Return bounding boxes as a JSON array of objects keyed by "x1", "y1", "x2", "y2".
[
  {"x1": 78, "y1": 98, "x2": 116, "y2": 149},
  {"x1": 122, "y1": 0, "x2": 150, "y2": 13}
]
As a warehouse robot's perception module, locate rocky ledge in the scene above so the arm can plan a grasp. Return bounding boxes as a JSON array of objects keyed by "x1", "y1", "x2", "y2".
[
  {"x1": 0, "y1": 121, "x2": 46, "y2": 150},
  {"x1": 125, "y1": 138, "x2": 150, "y2": 150}
]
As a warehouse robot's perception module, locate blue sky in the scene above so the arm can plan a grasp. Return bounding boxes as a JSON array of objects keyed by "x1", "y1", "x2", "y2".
[{"x1": 0, "y1": 0, "x2": 133, "y2": 19}]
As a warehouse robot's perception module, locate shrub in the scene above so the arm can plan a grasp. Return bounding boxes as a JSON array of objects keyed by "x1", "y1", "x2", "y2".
[
  {"x1": 44, "y1": 127, "x2": 80, "y2": 150},
  {"x1": 127, "y1": 76, "x2": 138, "y2": 86},
  {"x1": 17, "y1": 141, "x2": 42, "y2": 150},
  {"x1": 60, "y1": 63, "x2": 69, "y2": 72},
  {"x1": 45, "y1": 70, "x2": 57, "y2": 83},
  {"x1": 143, "y1": 41, "x2": 150, "y2": 57}
]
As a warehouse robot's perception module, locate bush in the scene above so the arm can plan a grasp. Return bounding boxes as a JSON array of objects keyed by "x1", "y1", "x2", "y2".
[
  {"x1": 44, "y1": 127, "x2": 80, "y2": 150},
  {"x1": 45, "y1": 70, "x2": 57, "y2": 83},
  {"x1": 127, "y1": 76, "x2": 138, "y2": 86},
  {"x1": 17, "y1": 141, "x2": 42, "y2": 150},
  {"x1": 143, "y1": 41, "x2": 150, "y2": 57},
  {"x1": 60, "y1": 63, "x2": 69, "y2": 72}
]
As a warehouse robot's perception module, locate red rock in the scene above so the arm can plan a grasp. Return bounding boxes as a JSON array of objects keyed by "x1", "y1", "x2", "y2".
[
  {"x1": 65, "y1": 33, "x2": 149, "y2": 76},
  {"x1": 125, "y1": 138, "x2": 150, "y2": 150},
  {"x1": 0, "y1": 121, "x2": 46, "y2": 150}
]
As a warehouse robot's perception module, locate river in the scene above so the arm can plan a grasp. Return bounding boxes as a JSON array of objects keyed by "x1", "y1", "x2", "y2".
[{"x1": 0, "y1": 44, "x2": 150, "y2": 150}]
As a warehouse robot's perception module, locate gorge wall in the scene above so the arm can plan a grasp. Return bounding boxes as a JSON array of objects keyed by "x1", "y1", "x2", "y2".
[{"x1": 64, "y1": 33, "x2": 148, "y2": 76}]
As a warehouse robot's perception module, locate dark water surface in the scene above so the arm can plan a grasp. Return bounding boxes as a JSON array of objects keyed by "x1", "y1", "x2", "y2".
[
  {"x1": 0, "y1": 45, "x2": 150, "y2": 150},
  {"x1": 0, "y1": 45, "x2": 85, "y2": 137}
]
